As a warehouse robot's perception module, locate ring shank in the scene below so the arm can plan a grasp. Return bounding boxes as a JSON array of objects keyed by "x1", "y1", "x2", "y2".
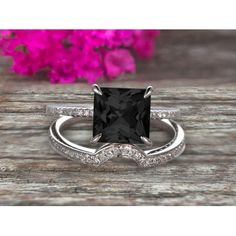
[
  {"x1": 49, "y1": 116, "x2": 185, "y2": 167},
  {"x1": 46, "y1": 104, "x2": 180, "y2": 120}
]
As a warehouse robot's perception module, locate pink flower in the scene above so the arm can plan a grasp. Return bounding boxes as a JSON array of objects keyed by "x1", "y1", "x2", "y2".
[
  {"x1": 133, "y1": 30, "x2": 160, "y2": 59},
  {"x1": 105, "y1": 49, "x2": 135, "y2": 78},
  {"x1": 0, "y1": 30, "x2": 159, "y2": 84}
]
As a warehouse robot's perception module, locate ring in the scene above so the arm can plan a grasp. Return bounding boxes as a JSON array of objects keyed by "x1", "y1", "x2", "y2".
[
  {"x1": 46, "y1": 105, "x2": 180, "y2": 120},
  {"x1": 46, "y1": 85, "x2": 186, "y2": 167}
]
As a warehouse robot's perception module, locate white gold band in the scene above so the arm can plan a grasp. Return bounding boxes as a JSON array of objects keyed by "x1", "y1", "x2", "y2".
[
  {"x1": 46, "y1": 104, "x2": 180, "y2": 120},
  {"x1": 49, "y1": 116, "x2": 185, "y2": 167}
]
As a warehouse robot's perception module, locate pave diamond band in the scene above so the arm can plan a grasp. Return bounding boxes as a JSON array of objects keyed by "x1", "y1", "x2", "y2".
[
  {"x1": 46, "y1": 104, "x2": 180, "y2": 120},
  {"x1": 48, "y1": 116, "x2": 185, "y2": 167}
]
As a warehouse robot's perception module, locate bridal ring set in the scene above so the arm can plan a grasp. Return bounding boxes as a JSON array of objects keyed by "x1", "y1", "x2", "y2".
[{"x1": 46, "y1": 85, "x2": 185, "y2": 168}]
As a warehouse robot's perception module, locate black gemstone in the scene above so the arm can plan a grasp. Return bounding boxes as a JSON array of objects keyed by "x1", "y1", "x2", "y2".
[{"x1": 93, "y1": 87, "x2": 151, "y2": 144}]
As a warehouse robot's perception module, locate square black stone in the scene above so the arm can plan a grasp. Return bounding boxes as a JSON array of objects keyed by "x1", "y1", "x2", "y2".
[{"x1": 93, "y1": 87, "x2": 151, "y2": 144}]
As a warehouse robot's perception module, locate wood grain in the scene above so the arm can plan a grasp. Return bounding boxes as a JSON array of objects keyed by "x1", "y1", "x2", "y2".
[{"x1": 0, "y1": 30, "x2": 236, "y2": 205}]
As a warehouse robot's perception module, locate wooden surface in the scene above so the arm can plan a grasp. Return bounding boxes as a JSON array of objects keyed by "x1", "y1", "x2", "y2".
[{"x1": 0, "y1": 30, "x2": 236, "y2": 205}]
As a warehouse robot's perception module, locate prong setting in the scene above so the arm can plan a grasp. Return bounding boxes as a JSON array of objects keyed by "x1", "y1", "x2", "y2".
[
  {"x1": 90, "y1": 133, "x2": 102, "y2": 144},
  {"x1": 140, "y1": 136, "x2": 153, "y2": 146},
  {"x1": 144, "y1": 86, "x2": 153, "y2": 98},
  {"x1": 92, "y1": 84, "x2": 103, "y2": 96}
]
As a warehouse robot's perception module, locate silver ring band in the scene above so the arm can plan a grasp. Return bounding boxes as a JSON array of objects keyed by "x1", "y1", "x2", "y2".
[
  {"x1": 46, "y1": 104, "x2": 180, "y2": 119},
  {"x1": 49, "y1": 116, "x2": 185, "y2": 167}
]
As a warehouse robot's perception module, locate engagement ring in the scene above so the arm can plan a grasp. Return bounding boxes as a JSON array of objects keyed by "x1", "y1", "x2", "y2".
[{"x1": 46, "y1": 85, "x2": 185, "y2": 167}]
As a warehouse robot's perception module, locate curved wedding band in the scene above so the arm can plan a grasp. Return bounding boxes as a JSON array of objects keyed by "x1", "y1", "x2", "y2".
[{"x1": 48, "y1": 116, "x2": 185, "y2": 168}]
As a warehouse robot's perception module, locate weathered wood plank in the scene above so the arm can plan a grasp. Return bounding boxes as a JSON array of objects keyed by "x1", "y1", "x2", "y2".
[
  {"x1": 0, "y1": 157, "x2": 236, "y2": 205},
  {"x1": 0, "y1": 30, "x2": 236, "y2": 205}
]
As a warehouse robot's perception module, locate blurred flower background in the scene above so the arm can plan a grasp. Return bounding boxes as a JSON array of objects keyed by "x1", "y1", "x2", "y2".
[{"x1": 0, "y1": 30, "x2": 159, "y2": 84}]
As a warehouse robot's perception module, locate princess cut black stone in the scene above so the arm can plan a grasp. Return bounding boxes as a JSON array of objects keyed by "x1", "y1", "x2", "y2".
[{"x1": 93, "y1": 87, "x2": 151, "y2": 144}]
